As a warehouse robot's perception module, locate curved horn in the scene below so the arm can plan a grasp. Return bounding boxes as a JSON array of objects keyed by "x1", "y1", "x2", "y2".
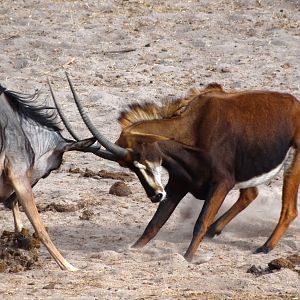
[
  {"x1": 89, "y1": 148, "x2": 119, "y2": 161},
  {"x1": 48, "y1": 78, "x2": 119, "y2": 161},
  {"x1": 48, "y1": 78, "x2": 81, "y2": 141},
  {"x1": 65, "y1": 73, "x2": 128, "y2": 158}
]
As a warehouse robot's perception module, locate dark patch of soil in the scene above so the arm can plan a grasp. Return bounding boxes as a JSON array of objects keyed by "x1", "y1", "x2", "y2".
[
  {"x1": 68, "y1": 167, "x2": 135, "y2": 182},
  {"x1": 37, "y1": 202, "x2": 78, "y2": 213},
  {"x1": 286, "y1": 254, "x2": 300, "y2": 265},
  {"x1": 247, "y1": 254, "x2": 300, "y2": 276},
  {"x1": 268, "y1": 257, "x2": 295, "y2": 270},
  {"x1": 0, "y1": 229, "x2": 41, "y2": 273}
]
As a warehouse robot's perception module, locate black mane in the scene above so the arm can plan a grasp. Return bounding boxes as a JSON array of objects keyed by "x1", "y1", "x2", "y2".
[{"x1": 0, "y1": 85, "x2": 61, "y2": 131}]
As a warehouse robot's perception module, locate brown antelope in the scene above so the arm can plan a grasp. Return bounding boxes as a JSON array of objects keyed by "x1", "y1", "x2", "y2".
[{"x1": 54, "y1": 74, "x2": 299, "y2": 262}]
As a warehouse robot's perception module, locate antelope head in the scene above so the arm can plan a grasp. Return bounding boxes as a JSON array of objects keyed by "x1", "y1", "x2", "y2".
[
  {"x1": 116, "y1": 132, "x2": 170, "y2": 202},
  {"x1": 49, "y1": 74, "x2": 168, "y2": 203}
]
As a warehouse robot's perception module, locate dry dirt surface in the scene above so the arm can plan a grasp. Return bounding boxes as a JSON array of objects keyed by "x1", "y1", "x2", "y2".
[{"x1": 1, "y1": 0, "x2": 300, "y2": 299}]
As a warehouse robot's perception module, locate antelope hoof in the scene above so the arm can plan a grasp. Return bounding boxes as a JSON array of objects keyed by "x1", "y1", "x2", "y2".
[
  {"x1": 254, "y1": 245, "x2": 271, "y2": 254},
  {"x1": 62, "y1": 261, "x2": 79, "y2": 272},
  {"x1": 183, "y1": 252, "x2": 193, "y2": 262},
  {"x1": 131, "y1": 240, "x2": 146, "y2": 249},
  {"x1": 206, "y1": 225, "x2": 221, "y2": 238},
  {"x1": 65, "y1": 265, "x2": 79, "y2": 272}
]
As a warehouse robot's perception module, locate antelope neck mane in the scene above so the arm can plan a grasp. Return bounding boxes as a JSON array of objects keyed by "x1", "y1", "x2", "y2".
[
  {"x1": 118, "y1": 83, "x2": 224, "y2": 129},
  {"x1": 1, "y1": 85, "x2": 60, "y2": 131}
]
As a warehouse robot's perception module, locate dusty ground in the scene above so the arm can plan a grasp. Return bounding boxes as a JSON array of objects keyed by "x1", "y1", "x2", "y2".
[{"x1": 0, "y1": 0, "x2": 300, "y2": 299}]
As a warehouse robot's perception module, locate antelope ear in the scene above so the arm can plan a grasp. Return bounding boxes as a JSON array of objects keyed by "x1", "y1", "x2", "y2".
[
  {"x1": 129, "y1": 132, "x2": 170, "y2": 144},
  {"x1": 65, "y1": 137, "x2": 97, "y2": 151}
]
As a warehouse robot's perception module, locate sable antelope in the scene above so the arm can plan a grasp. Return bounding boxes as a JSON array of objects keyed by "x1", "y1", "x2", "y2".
[
  {"x1": 54, "y1": 75, "x2": 299, "y2": 261},
  {"x1": 0, "y1": 83, "x2": 103, "y2": 271}
]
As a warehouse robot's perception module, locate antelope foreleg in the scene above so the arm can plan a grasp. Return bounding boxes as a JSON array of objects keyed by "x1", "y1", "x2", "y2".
[
  {"x1": 184, "y1": 182, "x2": 231, "y2": 261},
  {"x1": 132, "y1": 193, "x2": 185, "y2": 248}
]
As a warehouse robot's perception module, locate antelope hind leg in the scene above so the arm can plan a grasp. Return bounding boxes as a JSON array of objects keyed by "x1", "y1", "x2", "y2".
[
  {"x1": 11, "y1": 199, "x2": 24, "y2": 233},
  {"x1": 207, "y1": 187, "x2": 258, "y2": 237},
  {"x1": 255, "y1": 151, "x2": 300, "y2": 254}
]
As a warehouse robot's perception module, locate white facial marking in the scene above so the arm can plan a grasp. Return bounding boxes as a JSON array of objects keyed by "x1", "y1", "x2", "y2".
[
  {"x1": 151, "y1": 165, "x2": 167, "y2": 201},
  {"x1": 152, "y1": 165, "x2": 163, "y2": 188},
  {"x1": 133, "y1": 161, "x2": 146, "y2": 169},
  {"x1": 234, "y1": 147, "x2": 294, "y2": 189},
  {"x1": 134, "y1": 160, "x2": 166, "y2": 200},
  {"x1": 159, "y1": 190, "x2": 167, "y2": 202}
]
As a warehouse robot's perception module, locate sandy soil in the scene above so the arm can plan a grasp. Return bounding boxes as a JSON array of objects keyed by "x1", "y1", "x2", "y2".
[{"x1": 0, "y1": 0, "x2": 300, "y2": 299}]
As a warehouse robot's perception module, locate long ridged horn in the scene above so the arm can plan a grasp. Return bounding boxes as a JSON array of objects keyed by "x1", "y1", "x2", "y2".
[
  {"x1": 48, "y1": 78, "x2": 81, "y2": 141},
  {"x1": 88, "y1": 147, "x2": 119, "y2": 161},
  {"x1": 65, "y1": 73, "x2": 128, "y2": 158},
  {"x1": 48, "y1": 77, "x2": 119, "y2": 161}
]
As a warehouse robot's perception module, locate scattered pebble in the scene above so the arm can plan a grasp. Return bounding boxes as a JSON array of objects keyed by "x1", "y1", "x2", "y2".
[
  {"x1": 79, "y1": 209, "x2": 95, "y2": 220},
  {"x1": 109, "y1": 181, "x2": 132, "y2": 197}
]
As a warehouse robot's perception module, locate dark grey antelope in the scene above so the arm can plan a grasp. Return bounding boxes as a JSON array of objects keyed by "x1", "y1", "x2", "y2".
[
  {"x1": 57, "y1": 75, "x2": 300, "y2": 262},
  {"x1": 0, "y1": 83, "x2": 100, "y2": 271}
]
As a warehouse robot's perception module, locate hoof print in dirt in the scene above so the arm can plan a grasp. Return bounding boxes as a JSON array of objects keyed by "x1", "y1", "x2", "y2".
[
  {"x1": 109, "y1": 181, "x2": 132, "y2": 197},
  {"x1": 68, "y1": 166, "x2": 135, "y2": 182},
  {"x1": 0, "y1": 229, "x2": 41, "y2": 273}
]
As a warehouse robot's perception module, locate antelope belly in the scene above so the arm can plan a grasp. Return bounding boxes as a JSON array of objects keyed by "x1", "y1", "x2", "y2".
[{"x1": 234, "y1": 148, "x2": 294, "y2": 189}]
